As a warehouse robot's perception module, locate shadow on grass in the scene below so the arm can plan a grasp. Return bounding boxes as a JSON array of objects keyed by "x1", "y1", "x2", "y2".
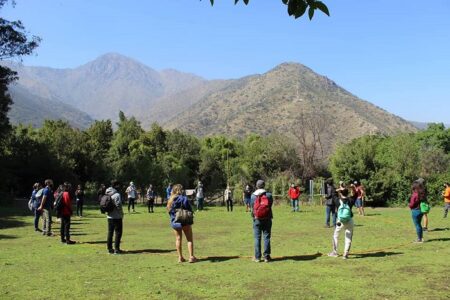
[
  {"x1": 352, "y1": 251, "x2": 403, "y2": 259},
  {"x1": 428, "y1": 228, "x2": 449, "y2": 232},
  {"x1": 196, "y1": 256, "x2": 241, "y2": 262},
  {"x1": 124, "y1": 249, "x2": 176, "y2": 255},
  {"x1": 84, "y1": 240, "x2": 107, "y2": 244},
  {"x1": 364, "y1": 213, "x2": 381, "y2": 216},
  {"x1": 0, "y1": 217, "x2": 27, "y2": 229},
  {"x1": 426, "y1": 238, "x2": 450, "y2": 242},
  {"x1": 71, "y1": 233, "x2": 88, "y2": 236},
  {"x1": 271, "y1": 253, "x2": 322, "y2": 262},
  {"x1": 0, "y1": 234, "x2": 18, "y2": 239}
]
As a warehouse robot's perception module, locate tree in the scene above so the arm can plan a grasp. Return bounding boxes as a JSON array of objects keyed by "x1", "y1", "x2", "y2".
[{"x1": 206, "y1": 0, "x2": 329, "y2": 20}]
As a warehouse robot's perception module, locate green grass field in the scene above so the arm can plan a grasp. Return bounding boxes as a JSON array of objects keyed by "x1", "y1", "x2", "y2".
[{"x1": 0, "y1": 203, "x2": 449, "y2": 299}]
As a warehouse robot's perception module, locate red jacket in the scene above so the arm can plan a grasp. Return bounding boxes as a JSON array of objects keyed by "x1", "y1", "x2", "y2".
[
  {"x1": 409, "y1": 191, "x2": 420, "y2": 210},
  {"x1": 61, "y1": 191, "x2": 73, "y2": 217},
  {"x1": 288, "y1": 187, "x2": 301, "y2": 200}
]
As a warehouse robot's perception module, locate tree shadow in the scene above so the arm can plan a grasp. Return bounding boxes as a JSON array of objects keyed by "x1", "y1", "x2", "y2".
[
  {"x1": 70, "y1": 233, "x2": 88, "y2": 236},
  {"x1": 0, "y1": 234, "x2": 18, "y2": 239},
  {"x1": 271, "y1": 253, "x2": 322, "y2": 262},
  {"x1": 124, "y1": 249, "x2": 176, "y2": 255},
  {"x1": 426, "y1": 238, "x2": 450, "y2": 242},
  {"x1": 428, "y1": 227, "x2": 449, "y2": 232},
  {"x1": 352, "y1": 251, "x2": 403, "y2": 259},
  {"x1": 364, "y1": 213, "x2": 381, "y2": 216},
  {"x1": 196, "y1": 256, "x2": 241, "y2": 262},
  {"x1": 83, "y1": 240, "x2": 107, "y2": 244},
  {"x1": 0, "y1": 217, "x2": 27, "y2": 229}
]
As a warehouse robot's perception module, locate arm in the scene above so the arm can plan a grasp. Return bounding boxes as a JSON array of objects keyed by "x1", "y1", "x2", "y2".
[
  {"x1": 408, "y1": 193, "x2": 419, "y2": 209},
  {"x1": 38, "y1": 190, "x2": 47, "y2": 210}
]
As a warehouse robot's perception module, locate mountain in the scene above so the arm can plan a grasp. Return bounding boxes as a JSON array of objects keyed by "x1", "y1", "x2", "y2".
[
  {"x1": 164, "y1": 63, "x2": 417, "y2": 147},
  {"x1": 4, "y1": 55, "x2": 418, "y2": 153},
  {"x1": 409, "y1": 121, "x2": 449, "y2": 130}
]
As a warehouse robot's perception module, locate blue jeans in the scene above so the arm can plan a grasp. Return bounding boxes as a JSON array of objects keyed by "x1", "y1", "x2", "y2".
[
  {"x1": 291, "y1": 199, "x2": 299, "y2": 211},
  {"x1": 34, "y1": 209, "x2": 41, "y2": 230},
  {"x1": 411, "y1": 209, "x2": 423, "y2": 240},
  {"x1": 253, "y1": 219, "x2": 272, "y2": 259},
  {"x1": 196, "y1": 197, "x2": 204, "y2": 210},
  {"x1": 326, "y1": 205, "x2": 337, "y2": 227}
]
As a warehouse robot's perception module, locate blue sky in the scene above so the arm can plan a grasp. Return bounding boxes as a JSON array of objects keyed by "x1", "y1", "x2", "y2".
[{"x1": 3, "y1": 0, "x2": 450, "y2": 123}]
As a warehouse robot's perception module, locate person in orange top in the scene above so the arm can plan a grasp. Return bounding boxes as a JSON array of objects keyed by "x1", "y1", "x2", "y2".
[
  {"x1": 60, "y1": 182, "x2": 76, "y2": 244},
  {"x1": 443, "y1": 182, "x2": 450, "y2": 218},
  {"x1": 288, "y1": 183, "x2": 301, "y2": 212}
]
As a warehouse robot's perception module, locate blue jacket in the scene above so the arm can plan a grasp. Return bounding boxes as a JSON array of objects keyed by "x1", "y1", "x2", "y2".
[{"x1": 169, "y1": 195, "x2": 193, "y2": 229}]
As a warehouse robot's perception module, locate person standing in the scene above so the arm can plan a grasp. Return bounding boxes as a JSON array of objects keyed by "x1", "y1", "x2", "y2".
[
  {"x1": 328, "y1": 188, "x2": 354, "y2": 259},
  {"x1": 125, "y1": 181, "x2": 137, "y2": 213},
  {"x1": 324, "y1": 179, "x2": 337, "y2": 228},
  {"x1": 37, "y1": 179, "x2": 54, "y2": 236},
  {"x1": 60, "y1": 182, "x2": 75, "y2": 244},
  {"x1": 353, "y1": 181, "x2": 365, "y2": 216},
  {"x1": 146, "y1": 184, "x2": 156, "y2": 213},
  {"x1": 243, "y1": 184, "x2": 252, "y2": 212},
  {"x1": 250, "y1": 180, "x2": 274, "y2": 263},
  {"x1": 409, "y1": 181, "x2": 425, "y2": 243},
  {"x1": 442, "y1": 182, "x2": 450, "y2": 218},
  {"x1": 106, "y1": 180, "x2": 124, "y2": 254},
  {"x1": 167, "y1": 184, "x2": 196, "y2": 263},
  {"x1": 31, "y1": 182, "x2": 43, "y2": 232},
  {"x1": 288, "y1": 183, "x2": 301, "y2": 212},
  {"x1": 75, "y1": 184, "x2": 85, "y2": 218},
  {"x1": 195, "y1": 181, "x2": 205, "y2": 211},
  {"x1": 224, "y1": 185, "x2": 233, "y2": 212}
]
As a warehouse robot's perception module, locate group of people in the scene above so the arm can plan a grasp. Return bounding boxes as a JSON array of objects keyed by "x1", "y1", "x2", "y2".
[{"x1": 28, "y1": 177, "x2": 449, "y2": 263}]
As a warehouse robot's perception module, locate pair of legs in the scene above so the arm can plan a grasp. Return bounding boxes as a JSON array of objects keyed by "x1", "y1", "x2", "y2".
[
  {"x1": 290, "y1": 199, "x2": 299, "y2": 212},
  {"x1": 196, "y1": 197, "x2": 204, "y2": 211},
  {"x1": 42, "y1": 209, "x2": 52, "y2": 236},
  {"x1": 60, "y1": 216, "x2": 74, "y2": 243},
  {"x1": 330, "y1": 219, "x2": 354, "y2": 258},
  {"x1": 444, "y1": 203, "x2": 450, "y2": 218},
  {"x1": 422, "y1": 213, "x2": 428, "y2": 230},
  {"x1": 253, "y1": 219, "x2": 272, "y2": 261},
  {"x1": 147, "y1": 199, "x2": 154, "y2": 213},
  {"x1": 173, "y1": 225, "x2": 196, "y2": 262},
  {"x1": 411, "y1": 209, "x2": 424, "y2": 241},
  {"x1": 128, "y1": 198, "x2": 135, "y2": 212},
  {"x1": 34, "y1": 209, "x2": 42, "y2": 231},
  {"x1": 107, "y1": 218, "x2": 123, "y2": 253},
  {"x1": 226, "y1": 200, "x2": 233, "y2": 211},
  {"x1": 244, "y1": 198, "x2": 250, "y2": 212},
  {"x1": 355, "y1": 198, "x2": 365, "y2": 216},
  {"x1": 325, "y1": 205, "x2": 337, "y2": 227},
  {"x1": 76, "y1": 200, "x2": 83, "y2": 217}
]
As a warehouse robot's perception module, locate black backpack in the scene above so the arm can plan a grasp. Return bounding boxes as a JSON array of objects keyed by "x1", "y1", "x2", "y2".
[
  {"x1": 54, "y1": 192, "x2": 64, "y2": 214},
  {"x1": 100, "y1": 194, "x2": 116, "y2": 214}
]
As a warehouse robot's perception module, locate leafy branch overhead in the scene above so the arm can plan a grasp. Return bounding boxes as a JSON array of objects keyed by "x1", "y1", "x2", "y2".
[{"x1": 206, "y1": 0, "x2": 329, "y2": 20}]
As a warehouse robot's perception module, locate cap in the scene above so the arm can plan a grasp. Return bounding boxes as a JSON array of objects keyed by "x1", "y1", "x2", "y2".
[{"x1": 256, "y1": 180, "x2": 265, "y2": 189}]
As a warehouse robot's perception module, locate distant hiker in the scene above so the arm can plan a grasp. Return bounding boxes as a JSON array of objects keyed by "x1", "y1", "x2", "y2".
[
  {"x1": 443, "y1": 182, "x2": 450, "y2": 218},
  {"x1": 409, "y1": 181, "x2": 426, "y2": 243},
  {"x1": 324, "y1": 179, "x2": 337, "y2": 228},
  {"x1": 224, "y1": 185, "x2": 233, "y2": 212},
  {"x1": 328, "y1": 188, "x2": 354, "y2": 259},
  {"x1": 125, "y1": 181, "x2": 137, "y2": 213},
  {"x1": 167, "y1": 184, "x2": 196, "y2": 263},
  {"x1": 75, "y1": 184, "x2": 85, "y2": 217},
  {"x1": 97, "y1": 184, "x2": 106, "y2": 202},
  {"x1": 415, "y1": 178, "x2": 429, "y2": 230},
  {"x1": 37, "y1": 179, "x2": 54, "y2": 236},
  {"x1": 31, "y1": 182, "x2": 43, "y2": 232},
  {"x1": 60, "y1": 182, "x2": 75, "y2": 244},
  {"x1": 288, "y1": 183, "x2": 301, "y2": 212},
  {"x1": 146, "y1": 184, "x2": 156, "y2": 213},
  {"x1": 166, "y1": 183, "x2": 173, "y2": 204},
  {"x1": 243, "y1": 184, "x2": 252, "y2": 212},
  {"x1": 106, "y1": 180, "x2": 124, "y2": 254},
  {"x1": 195, "y1": 181, "x2": 205, "y2": 211},
  {"x1": 251, "y1": 180, "x2": 274, "y2": 263},
  {"x1": 353, "y1": 181, "x2": 365, "y2": 216}
]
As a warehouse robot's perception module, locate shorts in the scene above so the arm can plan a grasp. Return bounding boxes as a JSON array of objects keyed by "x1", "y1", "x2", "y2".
[
  {"x1": 244, "y1": 198, "x2": 251, "y2": 205},
  {"x1": 355, "y1": 198, "x2": 363, "y2": 208}
]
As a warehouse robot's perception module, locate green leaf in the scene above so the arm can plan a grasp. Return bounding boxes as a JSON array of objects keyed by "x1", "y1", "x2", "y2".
[
  {"x1": 210, "y1": 0, "x2": 214, "y2": 5},
  {"x1": 234, "y1": 0, "x2": 239, "y2": 4},
  {"x1": 294, "y1": 2, "x2": 308, "y2": 18},
  {"x1": 243, "y1": 0, "x2": 249, "y2": 4},
  {"x1": 315, "y1": 1, "x2": 330, "y2": 16},
  {"x1": 308, "y1": 6, "x2": 314, "y2": 20},
  {"x1": 282, "y1": 0, "x2": 288, "y2": 4}
]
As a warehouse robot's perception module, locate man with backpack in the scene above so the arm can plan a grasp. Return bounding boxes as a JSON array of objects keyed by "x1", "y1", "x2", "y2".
[
  {"x1": 328, "y1": 188, "x2": 354, "y2": 259},
  {"x1": 250, "y1": 180, "x2": 274, "y2": 263},
  {"x1": 104, "y1": 180, "x2": 124, "y2": 254},
  {"x1": 288, "y1": 183, "x2": 301, "y2": 212},
  {"x1": 37, "y1": 179, "x2": 55, "y2": 236}
]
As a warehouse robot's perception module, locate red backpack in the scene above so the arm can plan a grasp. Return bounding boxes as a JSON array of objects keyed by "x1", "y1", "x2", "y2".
[{"x1": 253, "y1": 193, "x2": 271, "y2": 219}]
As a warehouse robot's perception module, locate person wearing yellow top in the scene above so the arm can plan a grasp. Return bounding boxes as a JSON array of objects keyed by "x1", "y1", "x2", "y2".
[{"x1": 443, "y1": 182, "x2": 450, "y2": 218}]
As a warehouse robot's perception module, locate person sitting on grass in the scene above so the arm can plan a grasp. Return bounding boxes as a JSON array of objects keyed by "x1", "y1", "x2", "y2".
[
  {"x1": 328, "y1": 187, "x2": 354, "y2": 259},
  {"x1": 167, "y1": 184, "x2": 197, "y2": 263}
]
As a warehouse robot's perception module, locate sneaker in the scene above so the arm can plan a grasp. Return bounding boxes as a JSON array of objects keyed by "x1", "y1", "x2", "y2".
[
  {"x1": 324, "y1": 225, "x2": 330, "y2": 228},
  {"x1": 188, "y1": 256, "x2": 197, "y2": 263},
  {"x1": 422, "y1": 227, "x2": 428, "y2": 231},
  {"x1": 253, "y1": 258, "x2": 261, "y2": 263},
  {"x1": 108, "y1": 249, "x2": 114, "y2": 254},
  {"x1": 61, "y1": 239, "x2": 66, "y2": 244},
  {"x1": 114, "y1": 249, "x2": 122, "y2": 255},
  {"x1": 414, "y1": 239, "x2": 424, "y2": 243},
  {"x1": 342, "y1": 253, "x2": 349, "y2": 260},
  {"x1": 263, "y1": 256, "x2": 272, "y2": 263},
  {"x1": 66, "y1": 240, "x2": 76, "y2": 245},
  {"x1": 328, "y1": 251, "x2": 338, "y2": 257}
]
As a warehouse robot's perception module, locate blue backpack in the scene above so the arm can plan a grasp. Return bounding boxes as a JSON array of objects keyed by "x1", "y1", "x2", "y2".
[{"x1": 338, "y1": 202, "x2": 352, "y2": 223}]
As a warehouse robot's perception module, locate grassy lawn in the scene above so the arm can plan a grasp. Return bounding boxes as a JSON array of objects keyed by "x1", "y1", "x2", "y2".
[{"x1": 0, "y1": 203, "x2": 449, "y2": 299}]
